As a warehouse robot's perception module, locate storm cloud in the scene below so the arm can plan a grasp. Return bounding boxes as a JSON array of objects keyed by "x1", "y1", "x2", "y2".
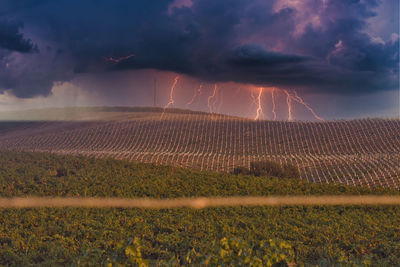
[
  {"x1": 0, "y1": 0, "x2": 398, "y2": 98},
  {"x1": 0, "y1": 19, "x2": 37, "y2": 53}
]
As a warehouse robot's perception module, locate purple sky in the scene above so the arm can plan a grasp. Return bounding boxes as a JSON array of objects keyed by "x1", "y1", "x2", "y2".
[{"x1": 0, "y1": 0, "x2": 398, "y2": 120}]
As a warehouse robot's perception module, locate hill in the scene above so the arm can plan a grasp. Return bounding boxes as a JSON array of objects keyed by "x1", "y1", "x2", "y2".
[
  {"x1": 0, "y1": 151, "x2": 399, "y2": 266},
  {"x1": 0, "y1": 106, "x2": 213, "y2": 121},
  {"x1": 0, "y1": 106, "x2": 399, "y2": 189}
]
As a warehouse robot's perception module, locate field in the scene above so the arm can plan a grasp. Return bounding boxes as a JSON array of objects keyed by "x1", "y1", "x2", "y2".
[
  {"x1": 1, "y1": 151, "x2": 399, "y2": 266},
  {"x1": 0, "y1": 107, "x2": 399, "y2": 189}
]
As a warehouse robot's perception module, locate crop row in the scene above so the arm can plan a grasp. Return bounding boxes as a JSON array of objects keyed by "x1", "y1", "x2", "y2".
[{"x1": 0, "y1": 113, "x2": 398, "y2": 188}]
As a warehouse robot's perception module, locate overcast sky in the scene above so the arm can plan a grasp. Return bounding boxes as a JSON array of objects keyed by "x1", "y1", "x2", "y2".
[{"x1": 0, "y1": 0, "x2": 399, "y2": 120}]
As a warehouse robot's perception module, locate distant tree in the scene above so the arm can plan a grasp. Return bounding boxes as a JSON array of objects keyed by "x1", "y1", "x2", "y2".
[
  {"x1": 232, "y1": 166, "x2": 249, "y2": 175},
  {"x1": 282, "y1": 163, "x2": 300, "y2": 179},
  {"x1": 232, "y1": 160, "x2": 300, "y2": 179},
  {"x1": 250, "y1": 161, "x2": 284, "y2": 177}
]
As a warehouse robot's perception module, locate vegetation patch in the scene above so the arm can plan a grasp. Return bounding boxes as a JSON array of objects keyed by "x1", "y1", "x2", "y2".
[
  {"x1": 0, "y1": 151, "x2": 399, "y2": 266},
  {"x1": 233, "y1": 160, "x2": 300, "y2": 179}
]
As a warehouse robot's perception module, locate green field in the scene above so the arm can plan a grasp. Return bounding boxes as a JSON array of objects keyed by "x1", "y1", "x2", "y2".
[{"x1": 0, "y1": 151, "x2": 399, "y2": 266}]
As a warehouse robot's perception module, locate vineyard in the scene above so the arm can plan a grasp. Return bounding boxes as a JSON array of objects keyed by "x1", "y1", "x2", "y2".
[
  {"x1": 0, "y1": 151, "x2": 399, "y2": 265},
  {"x1": 0, "y1": 107, "x2": 399, "y2": 189}
]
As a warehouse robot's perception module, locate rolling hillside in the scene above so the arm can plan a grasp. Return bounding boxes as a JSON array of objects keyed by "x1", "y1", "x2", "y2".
[{"x1": 0, "y1": 107, "x2": 399, "y2": 189}]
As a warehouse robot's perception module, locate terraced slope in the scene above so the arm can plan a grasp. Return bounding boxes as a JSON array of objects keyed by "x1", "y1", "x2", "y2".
[{"x1": 0, "y1": 109, "x2": 399, "y2": 188}]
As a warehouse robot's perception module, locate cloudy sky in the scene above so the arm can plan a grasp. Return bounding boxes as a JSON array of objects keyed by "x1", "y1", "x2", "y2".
[{"x1": 0, "y1": 0, "x2": 399, "y2": 120}]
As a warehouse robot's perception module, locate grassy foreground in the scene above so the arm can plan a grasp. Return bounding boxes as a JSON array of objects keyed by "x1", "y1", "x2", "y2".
[{"x1": 0, "y1": 151, "x2": 399, "y2": 266}]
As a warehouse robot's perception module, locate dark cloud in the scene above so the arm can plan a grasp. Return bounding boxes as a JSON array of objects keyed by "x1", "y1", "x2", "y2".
[
  {"x1": 0, "y1": 19, "x2": 37, "y2": 52},
  {"x1": 0, "y1": 0, "x2": 398, "y2": 98},
  {"x1": 226, "y1": 45, "x2": 308, "y2": 66}
]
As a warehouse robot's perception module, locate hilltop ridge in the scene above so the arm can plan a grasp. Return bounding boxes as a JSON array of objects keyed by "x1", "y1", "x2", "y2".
[{"x1": 0, "y1": 109, "x2": 399, "y2": 189}]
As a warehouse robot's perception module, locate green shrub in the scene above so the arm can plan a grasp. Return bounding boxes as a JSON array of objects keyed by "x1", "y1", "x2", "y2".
[
  {"x1": 233, "y1": 160, "x2": 300, "y2": 179},
  {"x1": 87, "y1": 237, "x2": 295, "y2": 266},
  {"x1": 250, "y1": 161, "x2": 284, "y2": 177},
  {"x1": 196, "y1": 237, "x2": 296, "y2": 266},
  {"x1": 232, "y1": 166, "x2": 250, "y2": 175},
  {"x1": 282, "y1": 163, "x2": 300, "y2": 179}
]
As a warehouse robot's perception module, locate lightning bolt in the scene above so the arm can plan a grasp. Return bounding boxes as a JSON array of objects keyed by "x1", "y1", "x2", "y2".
[
  {"x1": 291, "y1": 91, "x2": 324, "y2": 121},
  {"x1": 160, "y1": 76, "x2": 180, "y2": 119},
  {"x1": 282, "y1": 89, "x2": 324, "y2": 121},
  {"x1": 283, "y1": 89, "x2": 293, "y2": 121},
  {"x1": 254, "y1": 87, "x2": 264, "y2": 120},
  {"x1": 166, "y1": 76, "x2": 180, "y2": 108},
  {"x1": 104, "y1": 54, "x2": 135, "y2": 63},
  {"x1": 207, "y1": 84, "x2": 218, "y2": 113},
  {"x1": 186, "y1": 84, "x2": 203, "y2": 108},
  {"x1": 271, "y1": 87, "x2": 277, "y2": 121}
]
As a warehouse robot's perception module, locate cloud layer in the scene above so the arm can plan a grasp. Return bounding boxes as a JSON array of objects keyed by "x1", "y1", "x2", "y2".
[
  {"x1": 0, "y1": 19, "x2": 37, "y2": 53},
  {"x1": 0, "y1": 0, "x2": 398, "y2": 98}
]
